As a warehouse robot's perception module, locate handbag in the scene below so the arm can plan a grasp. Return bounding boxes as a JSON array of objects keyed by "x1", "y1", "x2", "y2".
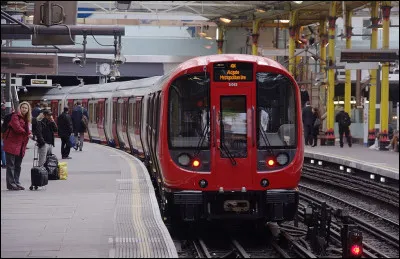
[
  {"x1": 314, "y1": 118, "x2": 321, "y2": 127},
  {"x1": 69, "y1": 135, "x2": 76, "y2": 148}
]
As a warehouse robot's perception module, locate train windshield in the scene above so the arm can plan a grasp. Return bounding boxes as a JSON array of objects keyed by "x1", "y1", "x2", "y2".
[
  {"x1": 168, "y1": 74, "x2": 210, "y2": 148},
  {"x1": 256, "y1": 72, "x2": 297, "y2": 148}
]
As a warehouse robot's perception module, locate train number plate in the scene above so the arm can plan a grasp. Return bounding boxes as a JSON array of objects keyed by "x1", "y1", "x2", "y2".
[{"x1": 223, "y1": 200, "x2": 250, "y2": 212}]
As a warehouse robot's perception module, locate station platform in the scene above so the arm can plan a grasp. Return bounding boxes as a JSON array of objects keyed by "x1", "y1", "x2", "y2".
[
  {"x1": 304, "y1": 144, "x2": 399, "y2": 181},
  {"x1": 1, "y1": 139, "x2": 178, "y2": 258}
]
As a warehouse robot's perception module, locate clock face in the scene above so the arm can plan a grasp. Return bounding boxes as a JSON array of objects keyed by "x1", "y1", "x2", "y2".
[{"x1": 99, "y1": 63, "x2": 111, "y2": 75}]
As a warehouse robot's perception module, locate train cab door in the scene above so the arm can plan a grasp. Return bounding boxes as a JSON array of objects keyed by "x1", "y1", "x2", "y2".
[
  {"x1": 116, "y1": 97, "x2": 129, "y2": 151},
  {"x1": 88, "y1": 100, "x2": 100, "y2": 143},
  {"x1": 111, "y1": 98, "x2": 120, "y2": 148},
  {"x1": 211, "y1": 86, "x2": 255, "y2": 190}
]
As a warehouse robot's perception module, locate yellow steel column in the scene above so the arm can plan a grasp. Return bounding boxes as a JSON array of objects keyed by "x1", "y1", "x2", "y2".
[
  {"x1": 216, "y1": 25, "x2": 224, "y2": 54},
  {"x1": 252, "y1": 19, "x2": 261, "y2": 55},
  {"x1": 319, "y1": 20, "x2": 328, "y2": 137},
  {"x1": 326, "y1": 1, "x2": 337, "y2": 145},
  {"x1": 288, "y1": 10, "x2": 298, "y2": 76},
  {"x1": 344, "y1": 11, "x2": 352, "y2": 115},
  {"x1": 379, "y1": 1, "x2": 392, "y2": 149},
  {"x1": 368, "y1": 1, "x2": 379, "y2": 146}
]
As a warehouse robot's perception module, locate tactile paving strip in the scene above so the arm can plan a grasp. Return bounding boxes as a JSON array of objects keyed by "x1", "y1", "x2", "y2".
[{"x1": 109, "y1": 150, "x2": 178, "y2": 258}]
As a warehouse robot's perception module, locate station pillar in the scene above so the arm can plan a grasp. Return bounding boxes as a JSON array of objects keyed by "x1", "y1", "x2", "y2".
[
  {"x1": 319, "y1": 19, "x2": 328, "y2": 122},
  {"x1": 344, "y1": 11, "x2": 352, "y2": 115},
  {"x1": 252, "y1": 18, "x2": 261, "y2": 56},
  {"x1": 288, "y1": 10, "x2": 298, "y2": 76},
  {"x1": 216, "y1": 25, "x2": 224, "y2": 54},
  {"x1": 325, "y1": 2, "x2": 337, "y2": 146},
  {"x1": 368, "y1": 1, "x2": 379, "y2": 146},
  {"x1": 379, "y1": 1, "x2": 392, "y2": 150}
]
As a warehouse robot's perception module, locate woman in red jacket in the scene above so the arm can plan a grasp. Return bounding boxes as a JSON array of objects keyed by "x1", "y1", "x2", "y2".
[{"x1": 3, "y1": 101, "x2": 33, "y2": 190}]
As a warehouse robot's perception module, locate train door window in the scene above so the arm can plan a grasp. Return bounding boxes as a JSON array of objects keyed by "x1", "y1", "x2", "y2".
[
  {"x1": 154, "y1": 93, "x2": 161, "y2": 145},
  {"x1": 58, "y1": 102, "x2": 62, "y2": 116},
  {"x1": 105, "y1": 102, "x2": 108, "y2": 124},
  {"x1": 137, "y1": 99, "x2": 142, "y2": 130},
  {"x1": 220, "y1": 96, "x2": 247, "y2": 158},
  {"x1": 256, "y1": 72, "x2": 297, "y2": 148},
  {"x1": 113, "y1": 102, "x2": 117, "y2": 123},
  {"x1": 94, "y1": 103, "x2": 97, "y2": 123},
  {"x1": 168, "y1": 73, "x2": 210, "y2": 148},
  {"x1": 89, "y1": 103, "x2": 94, "y2": 123}
]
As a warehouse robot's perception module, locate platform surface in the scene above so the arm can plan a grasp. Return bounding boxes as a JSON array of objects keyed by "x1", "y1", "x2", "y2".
[
  {"x1": 305, "y1": 144, "x2": 399, "y2": 180},
  {"x1": 1, "y1": 138, "x2": 177, "y2": 258}
]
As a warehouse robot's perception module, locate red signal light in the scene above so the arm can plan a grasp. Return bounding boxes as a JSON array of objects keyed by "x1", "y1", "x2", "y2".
[
  {"x1": 267, "y1": 159, "x2": 275, "y2": 166},
  {"x1": 192, "y1": 159, "x2": 201, "y2": 167},
  {"x1": 351, "y1": 245, "x2": 362, "y2": 256}
]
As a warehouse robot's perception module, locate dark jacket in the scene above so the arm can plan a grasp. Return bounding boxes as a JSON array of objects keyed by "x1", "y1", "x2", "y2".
[
  {"x1": 32, "y1": 106, "x2": 41, "y2": 118},
  {"x1": 335, "y1": 111, "x2": 350, "y2": 128},
  {"x1": 36, "y1": 118, "x2": 58, "y2": 147},
  {"x1": 57, "y1": 112, "x2": 73, "y2": 138},
  {"x1": 3, "y1": 112, "x2": 30, "y2": 157},
  {"x1": 302, "y1": 105, "x2": 314, "y2": 126},
  {"x1": 300, "y1": 90, "x2": 310, "y2": 107},
  {"x1": 71, "y1": 105, "x2": 89, "y2": 134}
]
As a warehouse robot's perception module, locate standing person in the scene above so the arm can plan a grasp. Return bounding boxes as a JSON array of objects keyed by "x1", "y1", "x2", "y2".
[
  {"x1": 57, "y1": 107, "x2": 73, "y2": 159},
  {"x1": 71, "y1": 101, "x2": 89, "y2": 151},
  {"x1": 31, "y1": 103, "x2": 41, "y2": 118},
  {"x1": 1, "y1": 131, "x2": 6, "y2": 169},
  {"x1": 3, "y1": 101, "x2": 33, "y2": 190},
  {"x1": 335, "y1": 107, "x2": 352, "y2": 148},
  {"x1": 311, "y1": 107, "x2": 321, "y2": 147},
  {"x1": 35, "y1": 110, "x2": 58, "y2": 166},
  {"x1": 302, "y1": 101, "x2": 314, "y2": 146},
  {"x1": 300, "y1": 85, "x2": 310, "y2": 108}
]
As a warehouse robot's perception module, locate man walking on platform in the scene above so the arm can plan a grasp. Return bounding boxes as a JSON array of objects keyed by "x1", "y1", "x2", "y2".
[
  {"x1": 71, "y1": 102, "x2": 89, "y2": 151},
  {"x1": 57, "y1": 107, "x2": 73, "y2": 159},
  {"x1": 302, "y1": 101, "x2": 314, "y2": 146},
  {"x1": 35, "y1": 110, "x2": 58, "y2": 166}
]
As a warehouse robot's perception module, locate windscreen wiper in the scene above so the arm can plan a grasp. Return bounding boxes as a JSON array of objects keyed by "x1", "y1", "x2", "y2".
[
  {"x1": 220, "y1": 123, "x2": 237, "y2": 166},
  {"x1": 194, "y1": 123, "x2": 209, "y2": 157},
  {"x1": 259, "y1": 128, "x2": 275, "y2": 156}
]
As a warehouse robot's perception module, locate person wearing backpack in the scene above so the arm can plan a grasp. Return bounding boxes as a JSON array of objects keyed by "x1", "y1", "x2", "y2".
[
  {"x1": 71, "y1": 101, "x2": 89, "y2": 151},
  {"x1": 335, "y1": 107, "x2": 352, "y2": 148},
  {"x1": 3, "y1": 102, "x2": 33, "y2": 190},
  {"x1": 57, "y1": 107, "x2": 73, "y2": 159},
  {"x1": 35, "y1": 110, "x2": 58, "y2": 166}
]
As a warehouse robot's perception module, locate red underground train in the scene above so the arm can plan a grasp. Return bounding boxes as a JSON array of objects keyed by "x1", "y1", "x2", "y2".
[
  {"x1": 23, "y1": 54, "x2": 303, "y2": 223},
  {"x1": 156, "y1": 55, "x2": 303, "y2": 223}
]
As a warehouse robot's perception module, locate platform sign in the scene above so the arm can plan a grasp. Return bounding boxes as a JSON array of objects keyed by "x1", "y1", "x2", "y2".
[
  {"x1": 1, "y1": 53, "x2": 58, "y2": 74},
  {"x1": 213, "y1": 62, "x2": 253, "y2": 82},
  {"x1": 340, "y1": 49, "x2": 399, "y2": 63}
]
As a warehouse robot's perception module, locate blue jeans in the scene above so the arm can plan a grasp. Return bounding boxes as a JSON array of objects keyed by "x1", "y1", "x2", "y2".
[{"x1": 1, "y1": 140, "x2": 5, "y2": 166}]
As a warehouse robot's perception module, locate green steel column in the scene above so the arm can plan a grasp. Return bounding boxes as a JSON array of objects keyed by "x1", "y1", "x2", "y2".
[
  {"x1": 325, "y1": 1, "x2": 337, "y2": 145},
  {"x1": 252, "y1": 19, "x2": 261, "y2": 55},
  {"x1": 344, "y1": 11, "x2": 352, "y2": 115},
  {"x1": 216, "y1": 25, "x2": 224, "y2": 54},
  {"x1": 379, "y1": 1, "x2": 392, "y2": 150},
  {"x1": 288, "y1": 10, "x2": 298, "y2": 76},
  {"x1": 368, "y1": 1, "x2": 379, "y2": 146}
]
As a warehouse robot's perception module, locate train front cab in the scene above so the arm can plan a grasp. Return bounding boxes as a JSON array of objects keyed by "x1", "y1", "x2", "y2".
[{"x1": 160, "y1": 60, "x2": 303, "y2": 223}]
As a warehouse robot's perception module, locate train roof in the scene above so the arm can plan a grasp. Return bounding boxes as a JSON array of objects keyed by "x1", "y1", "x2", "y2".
[{"x1": 172, "y1": 54, "x2": 287, "y2": 75}]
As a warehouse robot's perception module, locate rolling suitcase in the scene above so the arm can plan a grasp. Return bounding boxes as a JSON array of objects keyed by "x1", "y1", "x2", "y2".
[{"x1": 29, "y1": 143, "x2": 48, "y2": 190}]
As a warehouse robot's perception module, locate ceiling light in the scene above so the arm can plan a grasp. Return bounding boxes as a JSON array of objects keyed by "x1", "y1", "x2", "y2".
[
  {"x1": 293, "y1": 1, "x2": 303, "y2": 4},
  {"x1": 274, "y1": 20, "x2": 290, "y2": 23},
  {"x1": 198, "y1": 32, "x2": 207, "y2": 37},
  {"x1": 255, "y1": 8, "x2": 266, "y2": 13},
  {"x1": 205, "y1": 36, "x2": 212, "y2": 40},
  {"x1": 219, "y1": 17, "x2": 232, "y2": 23}
]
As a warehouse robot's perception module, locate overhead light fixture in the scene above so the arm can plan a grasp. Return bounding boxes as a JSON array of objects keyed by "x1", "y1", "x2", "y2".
[
  {"x1": 115, "y1": 1, "x2": 131, "y2": 10},
  {"x1": 255, "y1": 8, "x2": 266, "y2": 13},
  {"x1": 219, "y1": 17, "x2": 232, "y2": 23},
  {"x1": 274, "y1": 20, "x2": 290, "y2": 23},
  {"x1": 293, "y1": 1, "x2": 303, "y2": 4},
  {"x1": 205, "y1": 36, "x2": 212, "y2": 40}
]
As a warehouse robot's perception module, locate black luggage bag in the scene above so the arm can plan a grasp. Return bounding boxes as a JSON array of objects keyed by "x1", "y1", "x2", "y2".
[
  {"x1": 30, "y1": 143, "x2": 48, "y2": 190},
  {"x1": 45, "y1": 154, "x2": 59, "y2": 180}
]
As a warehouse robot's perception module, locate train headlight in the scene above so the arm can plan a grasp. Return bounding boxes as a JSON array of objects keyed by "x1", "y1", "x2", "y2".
[
  {"x1": 178, "y1": 153, "x2": 191, "y2": 166},
  {"x1": 276, "y1": 153, "x2": 289, "y2": 166},
  {"x1": 192, "y1": 158, "x2": 201, "y2": 168}
]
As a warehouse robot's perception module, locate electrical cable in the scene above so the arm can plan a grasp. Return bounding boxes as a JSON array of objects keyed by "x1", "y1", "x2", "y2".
[{"x1": 91, "y1": 35, "x2": 114, "y2": 46}]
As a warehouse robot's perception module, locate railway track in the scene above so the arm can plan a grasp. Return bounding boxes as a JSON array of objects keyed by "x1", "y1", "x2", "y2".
[
  {"x1": 302, "y1": 163, "x2": 399, "y2": 208},
  {"x1": 299, "y1": 185, "x2": 399, "y2": 258}
]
